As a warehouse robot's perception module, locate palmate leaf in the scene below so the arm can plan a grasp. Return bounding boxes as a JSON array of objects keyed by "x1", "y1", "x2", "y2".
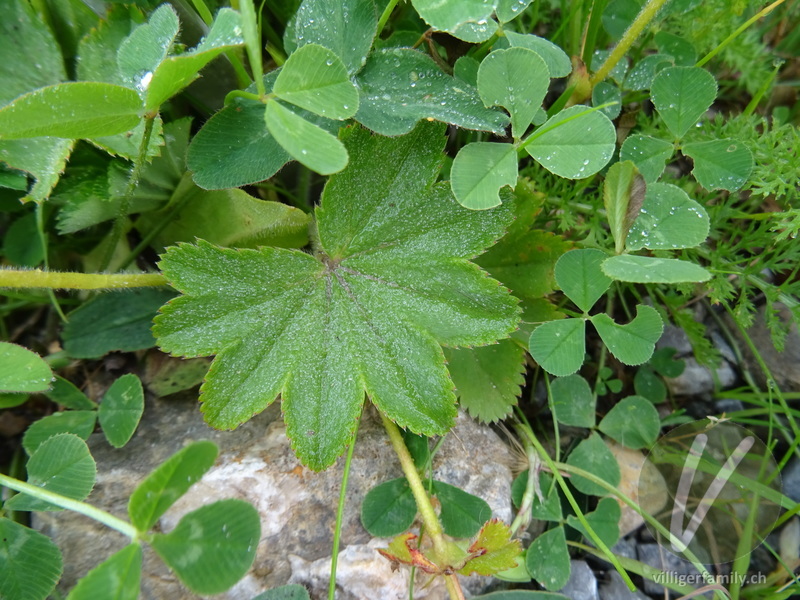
[{"x1": 155, "y1": 124, "x2": 519, "y2": 470}]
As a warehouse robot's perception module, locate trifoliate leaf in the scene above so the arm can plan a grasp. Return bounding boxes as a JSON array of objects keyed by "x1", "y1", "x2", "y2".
[
  {"x1": 554, "y1": 248, "x2": 611, "y2": 313},
  {"x1": 0, "y1": 518, "x2": 62, "y2": 600},
  {"x1": 528, "y1": 318, "x2": 586, "y2": 377},
  {"x1": 154, "y1": 123, "x2": 519, "y2": 470},
  {"x1": 273, "y1": 44, "x2": 358, "y2": 119},
  {"x1": 284, "y1": 0, "x2": 379, "y2": 76},
  {"x1": 566, "y1": 497, "x2": 621, "y2": 548},
  {"x1": 619, "y1": 134, "x2": 673, "y2": 183},
  {"x1": 598, "y1": 395, "x2": 660, "y2": 449},
  {"x1": 682, "y1": 139, "x2": 753, "y2": 192},
  {"x1": 526, "y1": 526, "x2": 570, "y2": 590},
  {"x1": 504, "y1": 31, "x2": 571, "y2": 78},
  {"x1": 459, "y1": 519, "x2": 522, "y2": 576},
  {"x1": 565, "y1": 432, "x2": 620, "y2": 496},
  {"x1": 625, "y1": 182, "x2": 710, "y2": 251},
  {"x1": 451, "y1": 142, "x2": 518, "y2": 210},
  {"x1": 591, "y1": 305, "x2": 663, "y2": 366},
  {"x1": 651, "y1": 66, "x2": 716, "y2": 139},
  {"x1": 477, "y1": 47, "x2": 550, "y2": 138}
]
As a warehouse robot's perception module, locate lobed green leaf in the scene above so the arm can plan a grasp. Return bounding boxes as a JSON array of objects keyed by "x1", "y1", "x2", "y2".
[{"x1": 651, "y1": 66, "x2": 717, "y2": 139}]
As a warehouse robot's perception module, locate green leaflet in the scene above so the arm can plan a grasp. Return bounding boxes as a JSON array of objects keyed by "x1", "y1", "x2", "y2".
[
  {"x1": 154, "y1": 123, "x2": 519, "y2": 470},
  {"x1": 0, "y1": 518, "x2": 62, "y2": 600}
]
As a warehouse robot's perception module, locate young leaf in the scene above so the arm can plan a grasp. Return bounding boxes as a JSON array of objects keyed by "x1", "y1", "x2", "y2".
[
  {"x1": 528, "y1": 319, "x2": 586, "y2": 377},
  {"x1": 625, "y1": 182, "x2": 710, "y2": 251},
  {"x1": 62, "y1": 289, "x2": 177, "y2": 359},
  {"x1": 273, "y1": 44, "x2": 358, "y2": 119},
  {"x1": 526, "y1": 526, "x2": 570, "y2": 590},
  {"x1": 98, "y1": 374, "x2": 144, "y2": 448},
  {"x1": 459, "y1": 519, "x2": 522, "y2": 576},
  {"x1": 0, "y1": 83, "x2": 142, "y2": 140},
  {"x1": 144, "y1": 8, "x2": 244, "y2": 111},
  {"x1": 187, "y1": 100, "x2": 291, "y2": 190},
  {"x1": 525, "y1": 106, "x2": 615, "y2": 179},
  {"x1": 565, "y1": 433, "x2": 620, "y2": 496},
  {"x1": 598, "y1": 395, "x2": 660, "y2": 449},
  {"x1": 0, "y1": 518, "x2": 62, "y2": 600},
  {"x1": 128, "y1": 440, "x2": 219, "y2": 532},
  {"x1": 433, "y1": 481, "x2": 492, "y2": 538},
  {"x1": 264, "y1": 100, "x2": 348, "y2": 175},
  {"x1": 550, "y1": 374, "x2": 595, "y2": 428},
  {"x1": 444, "y1": 340, "x2": 525, "y2": 423},
  {"x1": 149, "y1": 499, "x2": 260, "y2": 595},
  {"x1": 378, "y1": 533, "x2": 440, "y2": 573},
  {"x1": 22, "y1": 411, "x2": 97, "y2": 455},
  {"x1": 5, "y1": 434, "x2": 96, "y2": 512},
  {"x1": 284, "y1": 0, "x2": 378, "y2": 75},
  {"x1": 682, "y1": 139, "x2": 753, "y2": 192},
  {"x1": 619, "y1": 134, "x2": 674, "y2": 183},
  {"x1": 361, "y1": 477, "x2": 417, "y2": 537},
  {"x1": 355, "y1": 48, "x2": 509, "y2": 136},
  {"x1": 66, "y1": 544, "x2": 142, "y2": 600},
  {"x1": 411, "y1": 0, "x2": 497, "y2": 42},
  {"x1": 554, "y1": 248, "x2": 612, "y2": 312},
  {"x1": 566, "y1": 497, "x2": 621, "y2": 548},
  {"x1": 505, "y1": 31, "x2": 571, "y2": 78},
  {"x1": 478, "y1": 48, "x2": 550, "y2": 138},
  {"x1": 591, "y1": 305, "x2": 663, "y2": 366},
  {"x1": 651, "y1": 66, "x2": 717, "y2": 139},
  {"x1": 0, "y1": 342, "x2": 53, "y2": 393},
  {"x1": 154, "y1": 123, "x2": 519, "y2": 470},
  {"x1": 603, "y1": 160, "x2": 646, "y2": 254},
  {"x1": 602, "y1": 255, "x2": 712, "y2": 283},
  {"x1": 451, "y1": 142, "x2": 518, "y2": 209}
]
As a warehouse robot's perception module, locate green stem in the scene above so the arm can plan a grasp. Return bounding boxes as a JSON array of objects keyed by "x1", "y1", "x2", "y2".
[
  {"x1": 0, "y1": 270, "x2": 167, "y2": 290},
  {"x1": 379, "y1": 412, "x2": 464, "y2": 600},
  {"x1": 0, "y1": 473, "x2": 139, "y2": 539},
  {"x1": 514, "y1": 417, "x2": 637, "y2": 590},
  {"x1": 35, "y1": 202, "x2": 67, "y2": 322},
  {"x1": 240, "y1": 0, "x2": 266, "y2": 96},
  {"x1": 377, "y1": 0, "x2": 400, "y2": 35},
  {"x1": 100, "y1": 115, "x2": 156, "y2": 273},
  {"x1": 742, "y1": 59, "x2": 782, "y2": 117},
  {"x1": 328, "y1": 417, "x2": 360, "y2": 600},
  {"x1": 590, "y1": 0, "x2": 670, "y2": 86},
  {"x1": 696, "y1": 0, "x2": 788, "y2": 68},
  {"x1": 380, "y1": 412, "x2": 445, "y2": 549}
]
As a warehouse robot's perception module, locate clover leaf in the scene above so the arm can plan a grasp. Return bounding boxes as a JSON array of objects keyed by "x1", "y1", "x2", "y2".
[{"x1": 154, "y1": 123, "x2": 519, "y2": 470}]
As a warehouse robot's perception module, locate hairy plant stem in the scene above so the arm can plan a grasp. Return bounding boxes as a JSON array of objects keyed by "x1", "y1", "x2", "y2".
[
  {"x1": 589, "y1": 0, "x2": 670, "y2": 87},
  {"x1": 379, "y1": 412, "x2": 464, "y2": 600},
  {"x1": 0, "y1": 473, "x2": 139, "y2": 540},
  {"x1": 328, "y1": 417, "x2": 360, "y2": 600},
  {"x1": 99, "y1": 115, "x2": 157, "y2": 273},
  {"x1": 0, "y1": 270, "x2": 167, "y2": 290}
]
